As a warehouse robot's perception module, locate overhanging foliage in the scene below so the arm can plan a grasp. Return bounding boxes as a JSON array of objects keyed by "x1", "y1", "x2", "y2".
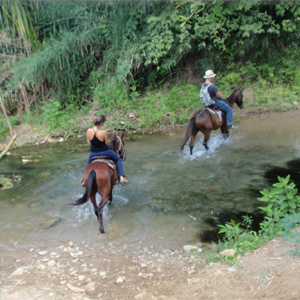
[{"x1": 0, "y1": 0, "x2": 299, "y2": 112}]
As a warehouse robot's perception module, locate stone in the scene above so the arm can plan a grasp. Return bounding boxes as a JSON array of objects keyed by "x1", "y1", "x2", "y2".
[
  {"x1": 37, "y1": 264, "x2": 46, "y2": 270},
  {"x1": 134, "y1": 291, "x2": 148, "y2": 299},
  {"x1": 38, "y1": 251, "x2": 48, "y2": 256},
  {"x1": 67, "y1": 241, "x2": 75, "y2": 247},
  {"x1": 99, "y1": 271, "x2": 106, "y2": 277},
  {"x1": 85, "y1": 282, "x2": 96, "y2": 292},
  {"x1": 183, "y1": 245, "x2": 198, "y2": 252},
  {"x1": 67, "y1": 283, "x2": 85, "y2": 293},
  {"x1": 116, "y1": 276, "x2": 125, "y2": 284},
  {"x1": 228, "y1": 267, "x2": 237, "y2": 272},
  {"x1": 220, "y1": 249, "x2": 237, "y2": 257},
  {"x1": 47, "y1": 260, "x2": 56, "y2": 267},
  {"x1": 41, "y1": 217, "x2": 61, "y2": 229},
  {"x1": 9, "y1": 267, "x2": 24, "y2": 278}
]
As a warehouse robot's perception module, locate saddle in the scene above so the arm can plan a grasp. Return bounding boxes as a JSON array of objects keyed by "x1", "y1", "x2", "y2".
[
  {"x1": 91, "y1": 156, "x2": 119, "y2": 184},
  {"x1": 205, "y1": 106, "x2": 223, "y2": 123}
]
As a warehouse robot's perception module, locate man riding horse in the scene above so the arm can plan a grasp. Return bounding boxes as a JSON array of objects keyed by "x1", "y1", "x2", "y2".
[{"x1": 200, "y1": 70, "x2": 237, "y2": 130}]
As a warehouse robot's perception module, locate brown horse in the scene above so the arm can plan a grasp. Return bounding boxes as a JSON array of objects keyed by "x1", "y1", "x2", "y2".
[
  {"x1": 181, "y1": 88, "x2": 244, "y2": 154},
  {"x1": 69, "y1": 133, "x2": 126, "y2": 233}
]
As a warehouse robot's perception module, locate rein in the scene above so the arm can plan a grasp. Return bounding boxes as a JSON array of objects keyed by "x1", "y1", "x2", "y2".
[
  {"x1": 116, "y1": 135, "x2": 126, "y2": 161},
  {"x1": 109, "y1": 135, "x2": 126, "y2": 161}
]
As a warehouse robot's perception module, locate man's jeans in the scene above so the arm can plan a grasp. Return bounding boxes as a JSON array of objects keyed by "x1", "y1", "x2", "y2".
[{"x1": 214, "y1": 99, "x2": 233, "y2": 125}]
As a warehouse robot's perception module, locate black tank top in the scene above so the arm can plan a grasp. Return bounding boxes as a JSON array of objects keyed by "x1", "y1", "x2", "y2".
[{"x1": 90, "y1": 130, "x2": 109, "y2": 153}]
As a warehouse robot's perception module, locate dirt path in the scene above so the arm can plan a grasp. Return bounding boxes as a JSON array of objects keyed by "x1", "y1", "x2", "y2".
[{"x1": 1, "y1": 237, "x2": 299, "y2": 300}]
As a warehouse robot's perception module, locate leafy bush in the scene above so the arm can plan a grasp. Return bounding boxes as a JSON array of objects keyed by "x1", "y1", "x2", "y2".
[
  {"x1": 217, "y1": 175, "x2": 300, "y2": 257},
  {"x1": 0, "y1": 116, "x2": 21, "y2": 141},
  {"x1": 25, "y1": 100, "x2": 80, "y2": 136}
]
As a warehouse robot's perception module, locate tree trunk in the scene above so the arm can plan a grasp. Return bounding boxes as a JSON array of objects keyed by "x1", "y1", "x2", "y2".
[{"x1": 0, "y1": 97, "x2": 13, "y2": 136}]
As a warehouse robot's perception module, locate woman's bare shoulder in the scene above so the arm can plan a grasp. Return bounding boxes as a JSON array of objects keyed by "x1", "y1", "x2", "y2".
[{"x1": 97, "y1": 129, "x2": 107, "y2": 137}]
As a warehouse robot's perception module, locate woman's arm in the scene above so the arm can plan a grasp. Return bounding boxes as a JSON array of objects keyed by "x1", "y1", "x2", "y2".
[
  {"x1": 104, "y1": 131, "x2": 109, "y2": 145},
  {"x1": 86, "y1": 129, "x2": 91, "y2": 145}
]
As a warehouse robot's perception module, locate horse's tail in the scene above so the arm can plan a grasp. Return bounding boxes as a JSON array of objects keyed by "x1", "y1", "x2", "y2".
[
  {"x1": 180, "y1": 116, "x2": 196, "y2": 151},
  {"x1": 69, "y1": 169, "x2": 96, "y2": 206}
]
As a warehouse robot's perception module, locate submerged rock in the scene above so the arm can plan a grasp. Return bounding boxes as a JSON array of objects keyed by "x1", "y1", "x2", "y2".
[{"x1": 41, "y1": 216, "x2": 62, "y2": 229}]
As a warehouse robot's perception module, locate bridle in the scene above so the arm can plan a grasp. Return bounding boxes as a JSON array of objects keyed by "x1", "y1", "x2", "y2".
[{"x1": 225, "y1": 89, "x2": 243, "y2": 109}]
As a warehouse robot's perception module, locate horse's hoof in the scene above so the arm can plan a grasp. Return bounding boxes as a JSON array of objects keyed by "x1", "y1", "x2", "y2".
[{"x1": 100, "y1": 228, "x2": 105, "y2": 234}]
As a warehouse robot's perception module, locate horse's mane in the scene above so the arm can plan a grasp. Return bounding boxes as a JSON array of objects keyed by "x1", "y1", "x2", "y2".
[
  {"x1": 108, "y1": 134, "x2": 118, "y2": 150},
  {"x1": 226, "y1": 88, "x2": 240, "y2": 103}
]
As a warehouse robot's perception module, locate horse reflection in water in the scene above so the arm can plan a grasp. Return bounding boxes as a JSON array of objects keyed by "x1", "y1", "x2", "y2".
[
  {"x1": 181, "y1": 88, "x2": 244, "y2": 154},
  {"x1": 70, "y1": 134, "x2": 126, "y2": 233}
]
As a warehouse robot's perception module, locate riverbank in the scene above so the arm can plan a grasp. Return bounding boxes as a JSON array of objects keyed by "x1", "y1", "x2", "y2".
[
  {"x1": 0, "y1": 105, "x2": 296, "y2": 152},
  {"x1": 1, "y1": 235, "x2": 299, "y2": 300}
]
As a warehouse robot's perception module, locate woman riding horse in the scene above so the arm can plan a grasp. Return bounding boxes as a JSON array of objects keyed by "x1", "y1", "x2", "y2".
[
  {"x1": 71, "y1": 132, "x2": 127, "y2": 233},
  {"x1": 85, "y1": 115, "x2": 128, "y2": 184}
]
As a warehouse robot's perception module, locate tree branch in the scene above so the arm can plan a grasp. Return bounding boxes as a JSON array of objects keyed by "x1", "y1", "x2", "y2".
[{"x1": 0, "y1": 134, "x2": 17, "y2": 160}]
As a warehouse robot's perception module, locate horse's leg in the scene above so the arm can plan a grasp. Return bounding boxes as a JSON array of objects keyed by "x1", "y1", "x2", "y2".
[
  {"x1": 203, "y1": 131, "x2": 211, "y2": 150},
  {"x1": 90, "y1": 194, "x2": 98, "y2": 218},
  {"x1": 189, "y1": 132, "x2": 198, "y2": 155},
  {"x1": 221, "y1": 127, "x2": 229, "y2": 140},
  {"x1": 98, "y1": 196, "x2": 109, "y2": 234},
  {"x1": 108, "y1": 191, "x2": 113, "y2": 206}
]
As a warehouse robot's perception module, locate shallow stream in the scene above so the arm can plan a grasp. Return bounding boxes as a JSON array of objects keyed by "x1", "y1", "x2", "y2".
[{"x1": 1, "y1": 111, "x2": 300, "y2": 251}]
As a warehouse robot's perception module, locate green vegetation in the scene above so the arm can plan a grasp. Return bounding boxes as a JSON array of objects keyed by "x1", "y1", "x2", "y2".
[
  {"x1": 0, "y1": 174, "x2": 21, "y2": 190},
  {"x1": 0, "y1": 1, "x2": 299, "y2": 140},
  {"x1": 202, "y1": 176, "x2": 300, "y2": 263}
]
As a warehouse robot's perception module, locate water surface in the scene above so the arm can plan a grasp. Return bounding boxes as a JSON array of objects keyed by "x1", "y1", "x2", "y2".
[{"x1": 1, "y1": 111, "x2": 300, "y2": 251}]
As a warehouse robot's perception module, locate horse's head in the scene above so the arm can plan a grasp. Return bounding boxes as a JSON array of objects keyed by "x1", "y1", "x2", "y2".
[
  {"x1": 109, "y1": 133, "x2": 126, "y2": 161},
  {"x1": 226, "y1": 88, "x2": 244, "y2": 109}
]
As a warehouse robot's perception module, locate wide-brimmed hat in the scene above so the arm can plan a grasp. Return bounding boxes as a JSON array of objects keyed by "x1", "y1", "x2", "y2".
[{"x1": 204, "y1": 70, "x2": 216, "y2": 79}]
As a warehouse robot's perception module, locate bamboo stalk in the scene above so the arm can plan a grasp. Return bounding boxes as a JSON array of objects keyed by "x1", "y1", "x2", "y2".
[
  {"x1": 0, "y1": 134, "x2": 17, "y2": 160},
  {"x1": 19, "y1": 83, "x2": 30, "y2": 113},
  {"x1": 0, "y1": 97, "x2": 13, "y2": 136}
]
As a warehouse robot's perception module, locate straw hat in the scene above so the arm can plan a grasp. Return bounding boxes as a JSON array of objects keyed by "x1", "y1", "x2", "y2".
[{"x1": 204, "y1": 70, "x2": 216, "y2": 79}]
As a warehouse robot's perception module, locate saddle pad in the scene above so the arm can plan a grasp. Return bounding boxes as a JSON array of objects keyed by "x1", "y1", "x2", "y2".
[{"x1": 91, "y1": 157, "x2": 115, "y2": 170}]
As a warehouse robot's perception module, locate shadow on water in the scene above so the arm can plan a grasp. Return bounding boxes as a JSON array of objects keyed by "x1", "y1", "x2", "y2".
[
  {"x1": 198, "y1": 210, "x2": 265, "y2": 243},
  {"x1": 264, "y1": 158, "x2": 300, "y2": 189},
  {"x1": 199, "y1": 158, "x2": 300, "y2": 243}
]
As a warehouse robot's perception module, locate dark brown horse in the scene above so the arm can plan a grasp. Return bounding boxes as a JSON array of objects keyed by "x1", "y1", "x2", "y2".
[
  {"x1": 69, "y1": 133, "x2": 126, "y2": 233},
  {"x1": 181, "y1": 89, "x2": 244, "y2": 154}
]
